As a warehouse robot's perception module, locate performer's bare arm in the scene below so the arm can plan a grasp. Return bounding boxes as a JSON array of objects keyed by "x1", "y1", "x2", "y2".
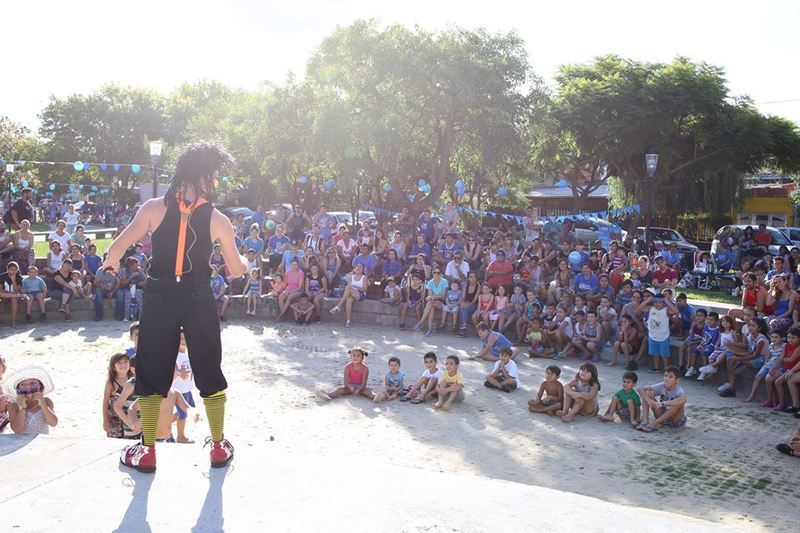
[
  {"x1": 211, "y1": 209, "x2": 248, "y2": 278},
  {"x1": 101, "y1": 199, "x2": 164, "y2": 273}
]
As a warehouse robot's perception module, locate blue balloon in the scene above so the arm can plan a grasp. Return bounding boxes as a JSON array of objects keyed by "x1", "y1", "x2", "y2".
[
  {"x1": 73, "y1": 161, "x2": 84, "y2": 171},
  {"x1": 325, "y1": 179, "x2": 335, "y2": 191},
  {"x1": 498, "y1": 187, "x2": 507, "y2": 196},
  {"x1": 221, "y1": 176, "x2": 229, "y2": 183},
  {"x1": 21, "y1": 179, "x2": 28, "y2": 187},
  {"x1": 383, "y1": 183, "x2": 392, "y2": 192},
  {"x1": 418, "y1": 179, "x2": 426, "y2": 187},
  {"x1": 131, "y1": 164, "x2": 141, "y2": 174},
  {"x1": 568, "y1": 251, "x2": 582, "y2": 267},
  {"x1": 49, "y1": 183, "x2": 56, "y2": 191},
  {"x1": 99, "y1": 163, "x2": 108, "y2": 171},
  {"x1": 91, "y1": 185, "x2": 97, "y2": 191},
  {"x1": 83, "y1": 162, "x2": 91, "y2": 171},
  {"x1": 298, "y1": 175, "x2": 308, "y2": 184},
  {"x1": 112, "y1": 163, "x2": 121, "y2": 172},
  {"x1": 455, "y1": 180, "x2": 465, "y2": 189}
]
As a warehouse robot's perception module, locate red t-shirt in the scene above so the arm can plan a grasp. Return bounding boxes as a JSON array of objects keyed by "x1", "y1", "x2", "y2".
[
  {"x1": 783, "y1": 342, "x2": 799, "y2": 370},
  {"x1": 755, "y1": 230, "x2": 771, "y2": 247},
  {"x1": 486, "y1": 260, "x2": 514, "y2": 287},
  {"x1": 652, "y1": 267, "x2": 678, "y2": 285}
]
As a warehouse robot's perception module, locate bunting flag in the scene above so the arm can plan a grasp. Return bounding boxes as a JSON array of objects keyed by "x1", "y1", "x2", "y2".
[{"x1": 0, "y1": 158, "x2": 149, "y2": 172}]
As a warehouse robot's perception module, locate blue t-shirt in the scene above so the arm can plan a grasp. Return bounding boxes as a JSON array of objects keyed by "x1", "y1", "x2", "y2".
[
  {"x1": 446, "y1": 289, "x2": 462, "y2": 305},
  {"x1": 714, "y1": 249, "x2": 735, "y2": 270},
  {"x1": 267, "y1": 235, "x2": 290, "y2": 254},
  {"x1": 84, "y1": 254, "x2": 102, "y2": 275},
  {"x1": 571, "y1": 251, "x2": 590, "y2": 272},
  {"x1": 417, "y1": 216, "x2": 438, "y2": 241},
  {"x1": 411, "y1": 243, "x2": 432, "y2": 260},
  {"x1": 352, "y1": 254, "x2": 377, "y2": 276},
  {"x1": 438, "y1": 242, "x2": 462, "y2": 261},
  {"x1": 573, "y1": 273, "x2": 599, "y2": 294},
  {"x1": 282, "y1": 249, "x2": 304, "y2": 268},
  {"x1": 425, "y1": 278, "x2": 449, "y2": 298},
  {"x1": 314, "y1": 214, "x2": 336, "y2": 239},
  {"x1": 210, "y1": 274, "x2": 227, "y2": 298},
  {"x1": 244, "y1": 236, "x2": 265, "y2": 255},
  {"x1": 700, "y1": 325, "x2": 720, "y2": 350},
  {"x1": 386, "y1": 371, "x2": 405, "y2": 387},
  {"x1": 663, "y1": 250, "x2": 684, "y2": 266},
  {"x1": 22, "y1": 276, "x2": 46, "y2": 294},
  {"x1": 677, "y1": 303, "x2": 695, "y2": 325},
  {"x1": 382, "y1": 259, "x2": 403, "y2": 278},
  {"x1": 483, "y1": 331, "x2": 513, "y2": 356}
]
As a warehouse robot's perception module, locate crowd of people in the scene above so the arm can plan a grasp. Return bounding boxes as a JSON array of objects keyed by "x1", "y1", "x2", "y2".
[{"x1": 2, "y1": 196, "x2": 800, "y2": 456}]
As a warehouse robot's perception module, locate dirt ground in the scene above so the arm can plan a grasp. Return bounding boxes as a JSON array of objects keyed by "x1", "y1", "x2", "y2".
[{"x1": 1, "y1": 319, "x2": 797, "y2": 531}]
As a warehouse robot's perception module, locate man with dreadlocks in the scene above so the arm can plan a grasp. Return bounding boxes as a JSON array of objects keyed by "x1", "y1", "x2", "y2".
[{"x1": 102, "y1": 141, "x2": 247, "y2": 473}]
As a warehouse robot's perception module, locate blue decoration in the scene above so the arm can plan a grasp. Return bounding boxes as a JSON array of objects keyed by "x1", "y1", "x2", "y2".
[
  {"x1": 83, "y1": 162, "x2": 91, "y2": 171},
  {"x1": 0, "y1": 159, "x2": 4, "y2": 166},
  {"x1": 21, "y1": 179, "x2": 28, "y2": 187},
  {"x1": 131, "y1": 164, "x2": 141, "y2": 174},
  {"x1": 112, "y1": 163, "x2": 121, "y2": 172},
  {"x1": 49, "y1": 183, "x2": 56, "y2": 191},
  {"x1": 73, "y1": 161, "x2": 84, "y2": 171},
  {"x1": 498, "y1": 187, "x2": 507, "y2": 196},
  {"x1": 100, "y1": 163, "x2": 108, "y2": 171},
  {"x1": 10, "y1": 185, "x2": 17, "y2": 193},
  {"x1": 568, "y1": 251, "x2": 582, "y2": 268},
  {"x1": 91, "y1": 185, "x2": 97, "y2": 191},
  {"x1": 555, "y1": 179, "x2": 570, "y2": 188},
  {"x1": 418, "y1": 179, "x2": 426, "y2": 187},
  {"x1": 324, "y1": 179, "x2": 335, "y2": 191},
  {"x1": 455, "y1": 180, "x2": 465, "y2": 189},
  {"x1": 407, "y1": 194, "x2": 415, "y2": 202},
  {"x1": 383, "y1": 183, "x2": 392, "y2": 192},
  {"x1": 298, "y1": 175, "x2": 308, "y2": 185}
]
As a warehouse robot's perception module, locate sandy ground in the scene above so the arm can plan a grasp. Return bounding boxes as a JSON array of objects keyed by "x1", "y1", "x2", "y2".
[{"x1": 1, "y1": 319, "x2": 798, "y2": 531}]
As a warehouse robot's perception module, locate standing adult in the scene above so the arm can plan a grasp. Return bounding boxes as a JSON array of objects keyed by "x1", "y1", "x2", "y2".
[
  {"x1": 102, "y1": 141, "x2": 247, "y2": 473},
  {"x1": 522, "y1": 206, "x2": 540, "y2": 246},
  {"x1": 286, "y1": 205, "x2": 312, "y2": 243},
  {"x1": 0, "y1": 219, "x2": 13, "y2": 273},
  {"x1": 312, "y1": 204, "x2": 336, "y2": 244},
  {"x1": 5, "y1": 188, "x2": 34, "y2": 230}
]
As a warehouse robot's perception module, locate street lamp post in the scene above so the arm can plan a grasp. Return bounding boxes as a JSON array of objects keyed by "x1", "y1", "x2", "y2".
[
  {"x1": 149, "y1": 141, "x2": 163, "y2": 200},
  {"x1": 644, "y1": 153, "x2": 659, "y2": 256},
  {"x1": 5, "y1": 164, "x2": 14, "y2": 213}
]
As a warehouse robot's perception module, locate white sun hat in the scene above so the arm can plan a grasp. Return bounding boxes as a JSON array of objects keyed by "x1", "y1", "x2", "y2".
[{"x1": 3, "y1": 366, "x2": 55, "y2": 398}]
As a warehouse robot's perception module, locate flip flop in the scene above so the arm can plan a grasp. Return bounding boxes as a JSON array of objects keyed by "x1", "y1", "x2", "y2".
[
  {"x1": 176, "y1": 438, "x2": 195, "y2": 444},
  {"x1": 399, "y1": 395, "x2": 411, "y2": 402},
  {"x1": 776, "y1": 443, "x2": 797, "y2": 457},
  {"x1": 410, "y1": 397, "x2": 425, "y2": 404},
  {"x1": 640, "y1": 425, "x2": 657, "y2": 433}
]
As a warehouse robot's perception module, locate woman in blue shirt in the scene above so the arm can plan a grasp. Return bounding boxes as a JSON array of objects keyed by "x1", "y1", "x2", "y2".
[
  {"x1": 409, "y1": 234, "x2": 432, "y2": 263},
  {"x1": 243, "y1": 225, "x2": 265, "y2": 256},
  {"x1": 382, "y1": 249, "x2": 403, "y2": 283},
  {"x1": 413, "y1": 268, "x2": 449, "y2": 336}
]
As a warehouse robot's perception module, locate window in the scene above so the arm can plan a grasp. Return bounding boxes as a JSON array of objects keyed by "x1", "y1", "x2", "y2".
[{"x1": 738, "y1": 213, "x2": 788, "y2": 228}]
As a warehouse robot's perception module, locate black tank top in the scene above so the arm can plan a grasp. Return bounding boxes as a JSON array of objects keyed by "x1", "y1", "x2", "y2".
[{"x1": 149, "y1": 197, "x2": 214, "y2": 282}]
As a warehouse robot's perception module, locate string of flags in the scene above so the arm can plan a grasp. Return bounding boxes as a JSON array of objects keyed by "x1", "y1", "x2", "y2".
[
  {"x1": 361, "y1": 202, "x2": 642, "y2": 225},
  {"x1": 1, "y1": 158, "x2": 148, "y2": 173}
]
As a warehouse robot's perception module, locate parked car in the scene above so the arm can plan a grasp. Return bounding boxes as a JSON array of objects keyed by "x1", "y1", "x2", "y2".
[
  {"x1": 780, "y1": 227, "x2": 800, "y2": 248},
  {"x1": 221, "y1": 206, "x2": 254, "y2": 225},
  {"x1": 711, "y1": 224, "x2": 792, "y2": 258},
  {"x1": 328, "y1": 210, "x2": 377, "y2": 228},
  {"x1": 623, "y1": 227, "x2": 699, "y2": 267},
  {"x1": 570, "y1": 217, "x2": 624, "y2": 245}
]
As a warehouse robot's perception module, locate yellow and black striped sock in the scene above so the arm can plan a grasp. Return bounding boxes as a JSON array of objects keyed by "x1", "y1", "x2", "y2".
[
  {"x1": 203, "y1": 391, "x2": 226, "y2": 442},
  {"x1": 139, "y1": 395, "x2": 163, "y2": 446}
]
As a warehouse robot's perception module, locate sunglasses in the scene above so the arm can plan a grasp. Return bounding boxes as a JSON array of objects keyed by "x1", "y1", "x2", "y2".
[
  {"x1": 17, "y1": 385, "x2": 42, "y2": 395},
  {"x1": 433, "y1": 271, "x2": 441, "y2": 275}
]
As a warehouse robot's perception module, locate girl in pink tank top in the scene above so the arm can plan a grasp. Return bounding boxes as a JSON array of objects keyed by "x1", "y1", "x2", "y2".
[{"x1": 315, "y1": 347, "x2": 376, "y2": 401}]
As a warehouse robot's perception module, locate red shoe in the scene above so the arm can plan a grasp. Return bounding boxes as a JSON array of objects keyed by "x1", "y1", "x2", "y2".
[
  {"x1": 120, "y1": 442, "x2": 156, "y2": 473},
  {"x1": 206, "y1": 436, "x2": 234, "y2": 468}
]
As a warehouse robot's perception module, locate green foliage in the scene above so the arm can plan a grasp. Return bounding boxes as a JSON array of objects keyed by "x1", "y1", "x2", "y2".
[{"x1": 675, "y1": 212, "x2": 732, "y2": 242}]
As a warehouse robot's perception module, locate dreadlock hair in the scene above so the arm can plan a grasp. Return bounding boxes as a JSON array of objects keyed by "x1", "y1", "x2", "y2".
[{"x1": 166, "y1": 140, "x2": 235, "y2": 204}]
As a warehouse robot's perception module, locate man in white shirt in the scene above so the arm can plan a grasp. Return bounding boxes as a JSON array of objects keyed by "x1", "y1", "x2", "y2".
[{"x1": 444, "y1": 252, "x2": 470, "y2": 284}]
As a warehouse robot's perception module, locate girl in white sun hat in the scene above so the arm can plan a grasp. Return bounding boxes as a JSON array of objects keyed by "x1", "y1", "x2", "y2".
[{"x1": 3, "y1": 366, "x2": 58, "y2": 434}]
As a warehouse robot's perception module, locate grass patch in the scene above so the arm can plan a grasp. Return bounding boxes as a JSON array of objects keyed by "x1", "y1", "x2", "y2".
[
  {"x1": 33, "y1": 238, "x2": 112, "y2": 257},
  {"x1": 681, "y1": 287, "x2": 740, "y2": 305}
]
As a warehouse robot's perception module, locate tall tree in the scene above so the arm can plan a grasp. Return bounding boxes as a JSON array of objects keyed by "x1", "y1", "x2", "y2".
[
  {"x1": 526, "y1": 55, "x2": 800, "y2": 215},
  {"x1": 306, "y1": 20, "x2": 531, "y2": 212}
]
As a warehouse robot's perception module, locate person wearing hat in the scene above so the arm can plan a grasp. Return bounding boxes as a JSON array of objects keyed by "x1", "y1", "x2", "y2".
[
  {"x1": 101, "y1": 141, "x2": 247, "y2": 473},
  {"x1": 651, "y1": 255, "x2": 678, "y2": 291},
  {"x1": 3, "y1": 366, "x2": 58, "y2": 434}
]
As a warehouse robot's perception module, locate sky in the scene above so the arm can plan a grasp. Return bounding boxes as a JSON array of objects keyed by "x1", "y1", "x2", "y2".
[{"x1": 2, "y1": 0, "x2": 798, "y2": 133}]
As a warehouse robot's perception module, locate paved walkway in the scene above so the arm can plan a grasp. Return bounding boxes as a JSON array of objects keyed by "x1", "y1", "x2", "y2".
[{"x1": 0, "y1": 435, "x2": 741, "y2": 533}]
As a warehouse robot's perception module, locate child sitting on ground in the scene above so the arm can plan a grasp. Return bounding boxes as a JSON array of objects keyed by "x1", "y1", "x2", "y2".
[
  {"x1": 484, "y1": 347, "x2": 521, "y2": 392},
  {"x1": 434, "y1": 355, "x2": 464, "y2": 411},
  {"x1": 558, "y1": 362, "x2": 600, "y2": 422},
  {"x1": 381, "y1": 277, "x2": 402, "y2": 306},
  {"x1": 745, "y1": 330, "x2": 785, "y2": 403},
  {"x1": 290, "y1": 293, "x2": 315, "y2": 325},
  {"x1": 4, "y1": 366, "x2": 59, "y2": 434},
  {"x1": 600, "y1": 371, "x2": 640, "y2": 426},
  {"x1": 637, "y1": 366, "x2": 687, "y2": 432},
  {"x1": 374, "y1": 357, "x2": 405, "y2": 402},
  {"x1": 400, "y1": 351, "x2": 442, "y2": 404},
  {"x1": 316, "y1": 347, "x2": 375, "y2": 401},
  {"x1": 528, "y1": 365, "x2": 564, "y2": 415},
  {"x1": 102, "y1": 353, "x2": 133, "y2": 438}
]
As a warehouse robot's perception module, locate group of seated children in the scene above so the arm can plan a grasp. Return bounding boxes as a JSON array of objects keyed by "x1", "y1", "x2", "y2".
[
  {"x1": 315, "y1": 349, "x2": 465, "y2": 411},
  {"x1": 527, "y1": 363, "x2": 687, "y2": 432}
]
